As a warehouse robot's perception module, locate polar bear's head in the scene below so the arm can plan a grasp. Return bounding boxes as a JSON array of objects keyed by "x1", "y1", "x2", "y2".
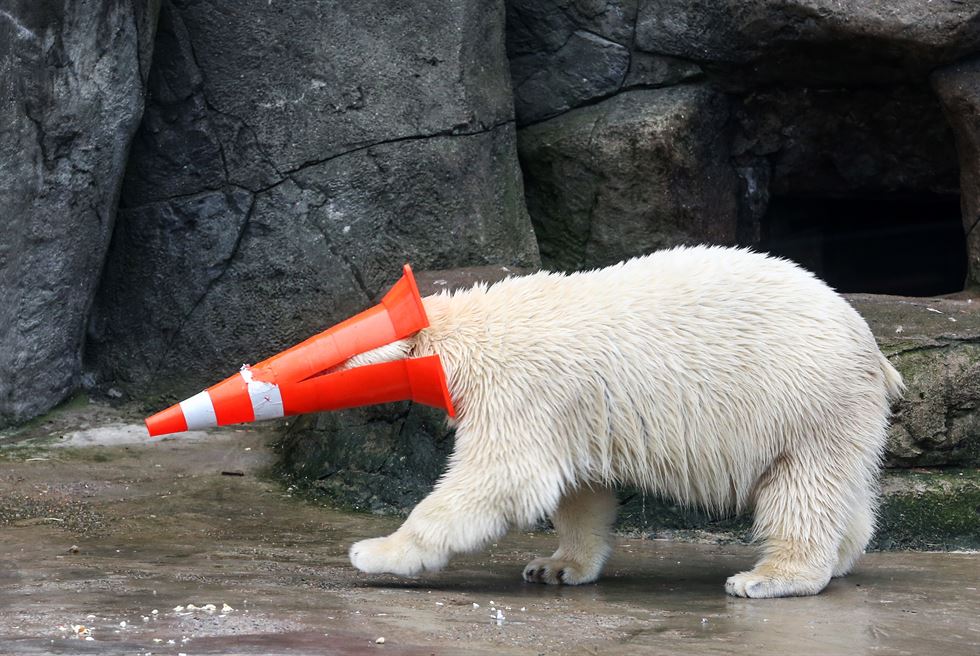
[
  {"x1": 337, "y1": 293, "x2": 455, "y2": 371},
  {"x1": 339, "y1": 337, "x2": 415, "y2": 370}
]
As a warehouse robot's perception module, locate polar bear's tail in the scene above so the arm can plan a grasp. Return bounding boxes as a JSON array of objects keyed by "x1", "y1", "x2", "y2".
[{"x1": 879, "y1": 353, "x2": 905, "y2": 402}]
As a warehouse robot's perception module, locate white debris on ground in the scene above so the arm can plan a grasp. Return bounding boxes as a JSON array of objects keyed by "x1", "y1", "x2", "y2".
[
  {"x1": 375, "y1": 636, "x2": 386, "y2": 644},
  {"x1": 60, "y1": 623, "x2": 95, "y2": 641},
  {"x1": 55, "y1": 601, "x2": 239, "y2": 645},
  {"x1": 172, "y1": 601, "x2": 237, "y2": 617},
  {"x1": 60, "y1": 624, "x2": 91, "y2": 639},
  {"x1": 487, "y1": 600, "x2": 508, "y2": 625}
]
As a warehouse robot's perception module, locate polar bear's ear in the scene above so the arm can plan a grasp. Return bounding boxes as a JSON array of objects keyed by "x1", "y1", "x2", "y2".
[{"x1": 339, "y1": 337, "x2": 415, "y2": 370}]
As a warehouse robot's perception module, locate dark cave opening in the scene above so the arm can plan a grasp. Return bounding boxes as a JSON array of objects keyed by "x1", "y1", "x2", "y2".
[{"x1": 760, "y1": 194, "x2": 967, "y2": 296}]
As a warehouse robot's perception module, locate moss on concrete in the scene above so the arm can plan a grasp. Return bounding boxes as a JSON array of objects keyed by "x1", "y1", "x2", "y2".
[
  {"x1": 0, "y1": 445, "x2": 53, "y2": 462},
  {"x1": 873, "y1": 469, "x2": 980, "y2": 550},
  {"x1": 615, "y1": 470, "x2": 980, "y2": 550},
  {"x1": 616, "y1": 490, "x2": 752, "y2": 542}
]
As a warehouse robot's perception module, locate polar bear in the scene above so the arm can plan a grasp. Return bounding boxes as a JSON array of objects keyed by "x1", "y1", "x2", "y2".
[{"x1": 347, "y1": 246, "x2": 904, "y2": 598}]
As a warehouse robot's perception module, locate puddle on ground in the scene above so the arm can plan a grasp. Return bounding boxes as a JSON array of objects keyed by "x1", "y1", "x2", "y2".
[{"x1": 55, "y1": 424, "x2": 213, "y2": 448}]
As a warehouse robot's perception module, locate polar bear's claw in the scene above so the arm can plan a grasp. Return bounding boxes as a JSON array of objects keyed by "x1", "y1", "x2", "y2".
[{"x1": 523, "y1": 557, "x2": 596, "y2": 585}]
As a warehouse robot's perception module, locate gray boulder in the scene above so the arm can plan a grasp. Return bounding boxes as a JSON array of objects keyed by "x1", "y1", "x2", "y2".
[
  {"x1": 87, "y1": 0, "x2": 539, "y2": 401},
  {"x1": 506, "y1": 0, "x2": 637, "y2": 55},
  {"x1": 510, "y1": 30, "x2": 631, "y2": 125},
  {"x1": 506, "y1": 0, "x2": 980, "y2": 126},
  {"x1": 0, "y1": 0, "x2": 159, "y2": 427},
  {"x1": 505, "y1": 0, "x2": 967, "y2": 284},
  {"x1": 517, "y1": 86, "x2": 739, "y2": 271}
]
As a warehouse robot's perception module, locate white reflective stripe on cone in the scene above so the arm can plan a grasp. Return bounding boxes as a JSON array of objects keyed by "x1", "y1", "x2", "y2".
[
  {"x1": 179, "y1": 390, "x2": 218, "y2": 430},
  {"x1": 240, "y1": 371, "x2": 285, "y2": 421}
]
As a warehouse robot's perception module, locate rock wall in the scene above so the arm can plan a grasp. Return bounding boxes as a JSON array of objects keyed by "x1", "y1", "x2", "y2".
[
  {"x1": 0, "y1": 1, "x2": 160, "y2": 427},
  {"x1": 85, "y1": 0, "x2": 540, "y2": 400}
]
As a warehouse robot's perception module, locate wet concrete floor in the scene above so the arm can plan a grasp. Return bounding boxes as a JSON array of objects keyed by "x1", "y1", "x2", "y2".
[{"x1": 1, "y1": 415, "x2": 978, "y2": 655}]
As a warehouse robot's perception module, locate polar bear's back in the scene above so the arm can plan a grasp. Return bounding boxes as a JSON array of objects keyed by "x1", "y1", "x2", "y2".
[
  {"x1": 451, "y1": 246, "x2": 893, "y2": 510},
  {"x1": 482, "y1": 245, "x2": 872, "y2": 369}
]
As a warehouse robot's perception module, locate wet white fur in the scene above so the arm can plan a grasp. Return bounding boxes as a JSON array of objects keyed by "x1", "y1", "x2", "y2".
[{"x1": 348, "y1": 246, "x2": 904, "y2": 597}]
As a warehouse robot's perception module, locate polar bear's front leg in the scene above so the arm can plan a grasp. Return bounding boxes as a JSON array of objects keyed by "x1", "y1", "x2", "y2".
[
  {"x1": 524, "y1": 484, "x2": 618, "y2": 585},
  {"x1": 350, "y1": 446, "x2": 560, "y2": 577},
  {"x1": 349, "y1": 491, "x2": 503, "y2": 577}
]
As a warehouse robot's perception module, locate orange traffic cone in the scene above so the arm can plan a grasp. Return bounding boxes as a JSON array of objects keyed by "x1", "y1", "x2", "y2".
[{"x1": 145, "y1": 265, "x2": 455, "y2": 437}]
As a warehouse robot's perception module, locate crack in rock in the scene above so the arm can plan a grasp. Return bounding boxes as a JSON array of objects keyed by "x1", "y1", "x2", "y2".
[{"x1": 151, "y1": 191, "x2": 256, "y2": 376}]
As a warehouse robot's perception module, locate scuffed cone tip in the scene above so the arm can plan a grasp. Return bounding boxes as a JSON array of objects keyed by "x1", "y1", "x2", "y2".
[
  {"x1": 146, "y1": 389, "x2": 222, "y2": 436},
  {"x1": 145, "y1": 403, "x2": 188, "y2": 437}
]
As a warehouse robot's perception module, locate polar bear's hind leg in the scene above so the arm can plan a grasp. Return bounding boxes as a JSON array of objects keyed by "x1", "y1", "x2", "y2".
[
  {"x1": 726, "y1": 449, "x2": 854, "y2": 598},
  {"x1": 832, "y1": 486, "x2": 877, "y2": 578},
  {"x1": 523, "y1": 484, "x2": 618, "y2": 585}
]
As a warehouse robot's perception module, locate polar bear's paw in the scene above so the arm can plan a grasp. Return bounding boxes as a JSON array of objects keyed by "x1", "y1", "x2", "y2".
[
  {"x1": 725, "y1": 569, "x2": 829, "y2": 598},
  {"x1": 523, "y1": 557, "x2": 598, "y2": 585},
  {"x1": 349, "y1": 533, "x2": 447, "y2": 577}
]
